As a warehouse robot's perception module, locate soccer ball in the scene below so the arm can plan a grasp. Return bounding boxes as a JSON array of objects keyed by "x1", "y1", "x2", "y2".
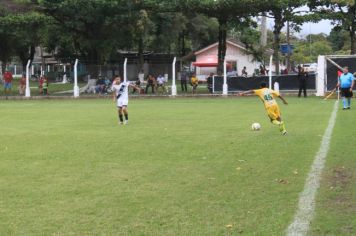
[{"x1": 251, "y1": 122, "x2": 261, "y2": 131}]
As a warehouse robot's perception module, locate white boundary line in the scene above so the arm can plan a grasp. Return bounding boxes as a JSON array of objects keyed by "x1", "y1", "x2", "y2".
[{"x1": 287, "y1": 101, "x2": 338, "y2": 236}]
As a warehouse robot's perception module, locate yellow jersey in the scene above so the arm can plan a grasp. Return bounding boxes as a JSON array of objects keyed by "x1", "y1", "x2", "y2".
[
  {"x1": 253, "y1": 88, "x2": 280, "y2": 109},
  {"x1": 191, "y1": 77, "x2": 199, "y2": 85}
]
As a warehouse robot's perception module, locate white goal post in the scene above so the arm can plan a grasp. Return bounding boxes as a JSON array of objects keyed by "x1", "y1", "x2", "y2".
[{"x1": 317, "y1": 54, "x2": 356, "y2": 96}]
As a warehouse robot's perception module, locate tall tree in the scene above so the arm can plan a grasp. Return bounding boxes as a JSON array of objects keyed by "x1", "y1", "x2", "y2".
[
  {"x1": 0, "y1": 1, "x2": 46, "y2": 71},
  {"x1": 178, "y1": 0, "x2": 267, "y2": 74},
  {"x1": 266, "y1": 1, "x2": 315, "y2": 74},
  {"x1": 309, "y1": 0, "x2": 356, "y2": 54}
]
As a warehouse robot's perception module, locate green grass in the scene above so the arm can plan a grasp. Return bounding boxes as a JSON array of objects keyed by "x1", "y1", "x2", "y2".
[
  {"x1": 1, "y1": 79, "x2": 87, "y2": 96},
  {"x1": 0, "y1": 97, "x2": 352, "y2": 235},
  {"x1": 309, "y1": 103, "x2": 356, "y2": 236}
]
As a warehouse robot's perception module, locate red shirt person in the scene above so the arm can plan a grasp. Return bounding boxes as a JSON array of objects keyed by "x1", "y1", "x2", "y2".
[{"x1": 3, "y1": 70, "x2": 13, "y2": 94}]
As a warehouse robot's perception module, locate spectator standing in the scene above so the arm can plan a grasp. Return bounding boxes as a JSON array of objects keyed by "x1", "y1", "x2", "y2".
[
  {"x1": 242, "y1": 67, "x2": 248, "y2": 77},
  {"x1": 191, "y1": 73, "x2": 199, "y2": 94},
  {"x1": 42, "y1": 76, "x2": 49, "y2": 95},
  {"x1": 39, "y1": 76, "x2": 45, "y2": 94},
  {"x1": 337, "y1": 66, "x2": 355, "y2": 110},
  {"x1": 207, "y1": 73, "x2": 213, "y2": 93},
  {"x1": 180, "y1": 71, "x2": 188, "y2": 92},
  {"x1": 3, "y1": 70, "x2": 13, "y2": 96},
  {"x1": 145, "y1": 74, "x2": 156, "y2": 94},
  {"x1": 19, "y1": 74, "x2": 26, "y2": 95},
  {"x1": 297, "y1": 66, "x2": 308, "y2": 97}
]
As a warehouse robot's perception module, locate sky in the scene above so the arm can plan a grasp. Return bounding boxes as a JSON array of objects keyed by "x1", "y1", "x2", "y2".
[
  {"x1": 266, "y1": 19, "x2": 333, "y2": 39},
  {"x1": 266, "y1": 5, "x2": 334, "y2": 38},
  {"x1": 299, "y1": 20, "x2": 332, "y2": 36}
]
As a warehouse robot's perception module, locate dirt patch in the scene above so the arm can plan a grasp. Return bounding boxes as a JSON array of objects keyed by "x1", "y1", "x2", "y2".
[
  {"x1": 325, "y1": 166, "x2": 356, "y2": 213},
  {"x1": 330, "y1": 166, "x2": 352, "y2": 190}
]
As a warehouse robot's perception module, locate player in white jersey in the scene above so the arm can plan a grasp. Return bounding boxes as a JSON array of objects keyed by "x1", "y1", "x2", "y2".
[{"x1": 112, "y1": 76, "x2": 141, "y2": 125}]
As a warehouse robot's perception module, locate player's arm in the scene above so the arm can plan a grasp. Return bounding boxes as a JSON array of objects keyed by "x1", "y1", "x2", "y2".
[
  {"x1": 239, "y1": 90, "x2": 254, "y2": 96},
  {"x1": 112, "y1": 89, "x2": 116, "y2": 102},
  {"x1": 350, "y1": 77, "x2": 355, "y2": 91},
  {"x1": 278, "y1": 95, "x2": 288, "y2": 105}
]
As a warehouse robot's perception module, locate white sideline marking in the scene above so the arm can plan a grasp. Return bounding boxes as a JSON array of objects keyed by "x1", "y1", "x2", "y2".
[{"x1": 287, "y1": 101, "x2": 338, "y2": 236}]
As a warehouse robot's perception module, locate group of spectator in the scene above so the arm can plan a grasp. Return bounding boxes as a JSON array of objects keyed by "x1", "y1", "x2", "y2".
[
  {"x1": 1, "y1": 70, "x2": 49, "y2": 96},
  {"x1": 95, "y1": 77, "x2": 112, "y2": 95},
  {"x1": 143, "y1": 74, "x2": 168, "y2": 94}
]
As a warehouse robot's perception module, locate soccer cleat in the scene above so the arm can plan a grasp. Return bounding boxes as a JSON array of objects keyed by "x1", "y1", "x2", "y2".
[
  {"x1": 124, "y1": 120, "x2": 128, "y2": 125},
  {"x1": 347, "y1": 107, "x2": 351, "y2": 109},
  {"x1": 343, "y1": 107, "x2": 347, "y2": 110},
  {"x1": 282, "y1": 130, "x2": 287, "y2": 135},
  {"x1": 119, "y1": 121, "x2": 123, "y2": 125}
]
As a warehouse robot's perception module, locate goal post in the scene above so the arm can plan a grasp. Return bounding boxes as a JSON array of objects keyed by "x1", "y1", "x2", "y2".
[{"x1": 317, "y1": 54, "x2": 356, "y2": 96}]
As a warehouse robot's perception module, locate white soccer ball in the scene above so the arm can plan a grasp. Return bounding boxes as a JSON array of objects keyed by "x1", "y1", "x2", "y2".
[{"x1": 251, "y1": 122, "x2": 261, "y2": 131}]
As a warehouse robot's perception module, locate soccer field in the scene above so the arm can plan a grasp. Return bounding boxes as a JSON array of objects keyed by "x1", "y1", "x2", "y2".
[{"x1": 0, "y1": 97, "x2": 354, "y2": 235}]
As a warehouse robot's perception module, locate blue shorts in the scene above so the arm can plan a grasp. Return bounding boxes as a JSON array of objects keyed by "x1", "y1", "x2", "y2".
[{"x1": 4, "y1": 82, "x2": 12, "y2": 89}]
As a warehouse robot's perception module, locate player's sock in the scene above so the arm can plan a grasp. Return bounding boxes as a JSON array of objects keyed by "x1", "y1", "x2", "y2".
[
  {"x1": 272, "y1": 120, "x2": 281, "y2": 125},
  {"x1": 280, "y1": 121, "x2": 286, "y2": 133},
  {"x1": 343, "y1": 98, "x2": 347, "y2": 108},
  {"x1": 124, "y1": 114, "x2": 128, "y2": 121},
  {"x1": 119, "y1": 114, "x2": 123, "y2": 122},
  {"x1": 347, "y1": 98, "x2": 351, "y2": 108}
]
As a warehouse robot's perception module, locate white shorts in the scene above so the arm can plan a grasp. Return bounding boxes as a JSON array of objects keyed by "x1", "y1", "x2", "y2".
[{"x1": 117, "y1": 99, "x2": 128, "y2": 107}]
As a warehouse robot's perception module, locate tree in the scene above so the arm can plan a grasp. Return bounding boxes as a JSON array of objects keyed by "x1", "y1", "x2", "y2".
[
  {"x1": 0, "y1": 1, "x2": 46, "y2": 71},
  {"x1": 0, "y1": 8, "x2": 14, "y2": 73},
  {"x1": 266, "y1": 0, "x2": 318, "y2": 74},
  {"x1": 309, "y1": 0, "x2": 356, "y2": 54},
  {"x1": 328, "y1": 27, "x2": 350, "y2": 52},
  {"x1": 178, "y1": 0, "x2": 267, "y2": 74},
  {"x1": 291, "y1": 34, "x2": 333, "y2": 63}
]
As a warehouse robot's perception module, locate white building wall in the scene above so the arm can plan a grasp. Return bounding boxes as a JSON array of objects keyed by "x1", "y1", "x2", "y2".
[{"x1": 195, "y1": 42, "x2": 260, "y2": 77}]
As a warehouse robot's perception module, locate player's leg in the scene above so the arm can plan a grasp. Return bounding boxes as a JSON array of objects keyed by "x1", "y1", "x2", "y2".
[
  {"x1": 347, "y1": 90, "x2": 352, "y2": 109},
  {"x1": 122, "y1": 106, "x2": 128, "y2": 124},
  {"x1": 276, "y1": 117, "x2": 287, "y2": 134},
  {"x1": 117, "y1": 99, "x2": 124, "y2": 124},
  {"x1": 298, "y1": 83, "x2": 302, "y2": 97},
  {"x1": 118, "y1": 107, "x2": 124, "y2": 124},
  {"x1": 268, "y1": 105, "x2": 286, "y2": 134},
  {"x1": 121, "y1": 98, "x2": 129, "y2": 124},
  {"x1": 341, "y1": 89, "x2": 347, "y2": 109}
]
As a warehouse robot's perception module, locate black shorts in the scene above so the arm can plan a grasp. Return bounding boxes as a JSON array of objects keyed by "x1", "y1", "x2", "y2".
[{"x1": 341, "y1": 88, "x2": 353, "y2": 98}]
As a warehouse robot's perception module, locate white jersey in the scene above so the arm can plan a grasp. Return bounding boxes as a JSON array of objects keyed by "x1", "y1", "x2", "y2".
[
  {"x1": 112, "y1": 81, "x2": 130, "y2": 101},
  {"x1": 157, "y1": 76, "x2": 165, "y2": 85}
]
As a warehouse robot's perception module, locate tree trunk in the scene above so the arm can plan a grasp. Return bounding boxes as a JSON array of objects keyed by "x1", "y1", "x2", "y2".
[
  {"x1": 138, "y1": 34, "x2": 144, "y2": 73},
  {"x1": 273, "y1": 13, "x2": 284, "y2": 75},
  {"x1": 217, "y1": 18, "x2": 227, "y2": 75},
  {"x1": 29, "y1": 45, "x2": 35, "y2": 66},
  {"x1": 181, "y1": 30, "x2": 186, "y2": 57}
]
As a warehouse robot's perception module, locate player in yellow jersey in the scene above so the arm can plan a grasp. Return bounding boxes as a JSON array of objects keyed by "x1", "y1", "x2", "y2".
[{"x1": 239, "y1": 82, "x2": 288, "y2": 135}]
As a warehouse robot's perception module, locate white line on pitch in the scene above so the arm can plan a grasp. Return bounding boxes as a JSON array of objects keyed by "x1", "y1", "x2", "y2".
[{"x1": 287, "y1": 101, "x2": 338, "y2": 236}]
